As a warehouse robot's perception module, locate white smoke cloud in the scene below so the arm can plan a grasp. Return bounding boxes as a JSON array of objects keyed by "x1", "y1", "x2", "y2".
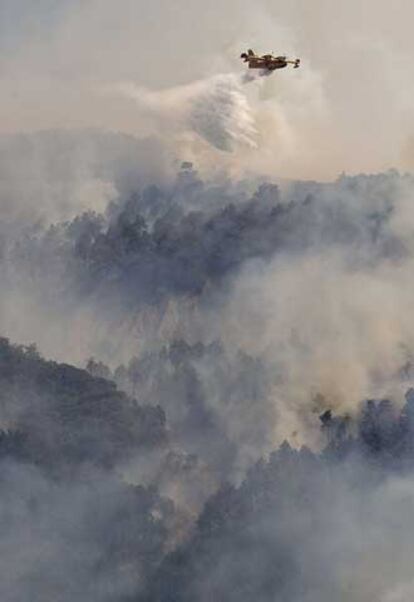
[
  {"x1": 4, "y1": 2, "x2": 414, "y2": 599},
  {"x1": 0, "y1": 130, "x2": 171, "y2": 228}
]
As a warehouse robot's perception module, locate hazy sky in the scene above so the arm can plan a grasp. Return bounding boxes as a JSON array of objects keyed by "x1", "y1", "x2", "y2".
[{"x1": 1, "y1": 0, "x2": 414, "y2": 178}]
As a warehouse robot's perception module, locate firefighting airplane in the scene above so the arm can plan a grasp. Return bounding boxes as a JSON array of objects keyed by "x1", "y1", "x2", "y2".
[{"x1": 240, "y1": 49, "x2": 300, "y2": 72}]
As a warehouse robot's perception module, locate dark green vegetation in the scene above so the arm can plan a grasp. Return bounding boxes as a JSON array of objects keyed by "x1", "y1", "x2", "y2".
[
  {"x1": 0, "y1": 337, "x2": 166, "y2": 470},
  {"x1": 2, "y1": 336, "x2": 414, "y2": 601},
  {"x1": 2, "y1": 162, "x2": 414, "y2": 600}
]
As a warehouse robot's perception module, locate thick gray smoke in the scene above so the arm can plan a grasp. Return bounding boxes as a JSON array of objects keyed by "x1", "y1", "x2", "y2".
[
  {"x1": 3, "y1": 154, "x2": 414, "y2": 445},
  {"x1": 5, "y1": 337, "x2": 414, "y2": 601},
  {"x1": 3, "y1": 131, "x2": 414, "y2": 600},
  {"x1": 0, "y1": 129, "x2": 171, "y2": 228},
  {"x1": 2, "y1": 0, "x2": 414, "y2": 597}
]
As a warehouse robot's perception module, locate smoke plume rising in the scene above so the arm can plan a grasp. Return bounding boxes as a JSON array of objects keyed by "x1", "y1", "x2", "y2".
[{"x1": 2, "y1": 1, "x2": 414, "y2": 600}]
